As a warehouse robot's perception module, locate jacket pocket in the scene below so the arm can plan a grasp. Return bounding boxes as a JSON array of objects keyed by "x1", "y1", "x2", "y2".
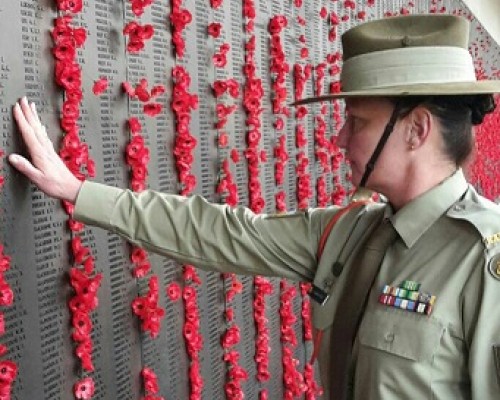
[{"x1": 358, "y1": 306, "x2": 445, "y2": 362}]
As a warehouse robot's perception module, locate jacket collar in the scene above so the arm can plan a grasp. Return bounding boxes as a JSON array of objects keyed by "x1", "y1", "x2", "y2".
[{"x1": 389, "y1": 169, "x2": 469, "y2": 248}]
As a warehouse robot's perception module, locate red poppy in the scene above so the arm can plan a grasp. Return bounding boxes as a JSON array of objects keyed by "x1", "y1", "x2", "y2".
[
  {"x1": 230, "y1": 149, "x2": 240, "y2": 163},
  {"x1": 55, "y1": 61, "x2": 82, "y2": 92},
  {"x1": 0, "y1": 282, "x2": 13, "y2": 307},
  {"x1": 128, "y1": 117, "x2": 142, "y2": 135},
  {"x1": 245, "y1": 20, "x2": 254, "y2": 33},
  {"x1": 133, "y1": 262, "x2": 151, "y2": 277},
  {"x1": 74, "y1": 377, "x2": 95, "y2": 400},
  {"x1": 213, "y1": 53, "x2": 227, "y2": 68},
  {"x1": 92, "y1": 77, "x2": 108, "y2": 95},
  {"x1": 0, "y1": 361, "x2": 17, "y2": 384},
  {"x1": 142, "y1": 367, "x2": 159, "y2": 394},
  {"x1": 151, "y1": 85, "x2": 165, "y2": 98},
  {"x1": 210, "y1": 0, "x2": 223, "y2": 8},
  {"x1": 212, "y1": 80, "x2": 227, "y2": 97},
  {"x1": 57, "y1": 0, "x2": 83, "y2": 13},
  {"x1": 143, "y1": 103, "x2": 162, "y2": 117},
  {"x1": 207, "y1": 22, "x2": 222, "y2": 38},
  {"x1": 268, "y1": 15, "x2": 288, "y2": 35},
  {"x1": 218, "y1": 132, "x2": 229, "y2": 147},
  {"x1": 166, "y1": 282, "x2": 181, "y2": 301},
  {"x1": 52, "y1": 40, "x2": 76, "y2": 61}
]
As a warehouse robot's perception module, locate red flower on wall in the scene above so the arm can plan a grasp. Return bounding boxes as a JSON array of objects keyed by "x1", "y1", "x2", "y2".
[
  {"x1": 207, "y1": 22, "x2": 222, "y2": 38},
  {"x1": 131, "y1": 0, "x2": 154, "y2": 16},
  {"x1": 92, "y1": 77, "x2": 108, "y2": 95},
  {"x1": 57, "y1": 0, "x2": 83, "y2": 13},
  {"x1": 74, "y1": 377, "x2": 95, "y2": 400},
  {"x1": 123, "y1": 21, "x2": 154, "y2": 53}
]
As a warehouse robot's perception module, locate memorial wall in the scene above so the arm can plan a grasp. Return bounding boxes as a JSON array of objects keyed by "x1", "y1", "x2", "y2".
[{"x1": 0, "y1": 1, "x2": 498, "y2": 399}]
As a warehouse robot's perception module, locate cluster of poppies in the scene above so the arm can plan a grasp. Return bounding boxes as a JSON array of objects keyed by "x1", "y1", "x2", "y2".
[
  {"x1": 170, "y1": 0, "x2": 192, "y2": 58},
  {"x1": 123, "y1": 21, "x2": 154, "y2": 53},
  {"x1": 268, "y1": 15, "x2": 290, "y2": 212},
  {"x1": 182, "y1": 266, "x2": 204, "y2": 399},
  {"x1": 280, "y1": 281, "x2": 306, "y2": 398},
  {"x1": 212, "y1": 78, "x2": 239, "y2": 206},
  {"x1": 213, "y1": 43, "x2": 230, "y2": 68},
  {"x1": 314, "y1": 110, "x2": 332, "y2": 174},
  {"x1": 141, "y1": 366, "x2": 164, "y2": 400},
  {"x1": 242, "y1": 0, "x2": 265, "y2": 214},
  {"x1": 171, "y1": 66, "x2": 199, "y2": 196},
  {"x1": 0, "y1": 244, "x2": 16, "y2": 399},
  {"x1": 293, "y1": 64, "x2": 312, "y2": 101},
  {"x1": 131, "y1": 0, "x2": 154, "y2": 17},
  {"x1": 216, "y1": 160, "x2": 239, "y2": 207},
  {"x1": 52, "y1": 5, "x2": 104, "y2": 398},
  {"x1": 69, "y1": 260, "x2": 102, "y2": 372},
  {"x1": 293, "y1": 106, "x2": 313, "y2": 209},
  {"x1": 132, "y1": 276, "x2": 165, "y2": 338},
  {"x1": 326, "y1": 55, "x2": 349, "y2": 206},
  {"x1": 300, "y1": 283, "x2": 323, "y2": 398},
  {"x1": 253, "y1": 276, "x2": 273, "y2": 383},
  {"x1": 124, "y1": 79, "x2": 165, "y2": 117},
  {"x1": 219, "y1": 273, "x2": 247, "y2": 400},
  {"x1": 125, "y1": 121, "x2": 151, "y2": 194}
]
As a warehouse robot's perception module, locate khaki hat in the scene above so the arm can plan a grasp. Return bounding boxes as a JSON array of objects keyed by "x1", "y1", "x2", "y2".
[{"x1": 295, "y1": 14, "x2": 500, "y2": 105}]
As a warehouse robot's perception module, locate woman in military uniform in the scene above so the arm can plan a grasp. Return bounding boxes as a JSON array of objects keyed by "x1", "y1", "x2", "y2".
[{"x1": 9, "y1": 14, "x2": 500, "y2": 400}]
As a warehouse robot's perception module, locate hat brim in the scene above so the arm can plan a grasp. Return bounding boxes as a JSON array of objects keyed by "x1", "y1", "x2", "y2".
[{"x1": 292, "y1": 80, "x2": 500, "y2": 105}]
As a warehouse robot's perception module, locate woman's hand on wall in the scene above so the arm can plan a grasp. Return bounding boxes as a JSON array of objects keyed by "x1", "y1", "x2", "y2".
[{"x1": 8, "y1": 97, "x2": 83, "y2": 204}]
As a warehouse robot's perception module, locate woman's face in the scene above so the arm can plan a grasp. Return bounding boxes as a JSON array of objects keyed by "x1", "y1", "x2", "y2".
[{"x1": 337, "y1": 97, "x2": 409, "y2": 191}]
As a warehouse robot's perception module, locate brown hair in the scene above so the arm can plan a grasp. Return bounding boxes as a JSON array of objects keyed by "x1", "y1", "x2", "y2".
[{"x1": 390, "y1": 95, "x2": 495, "y2": 165}]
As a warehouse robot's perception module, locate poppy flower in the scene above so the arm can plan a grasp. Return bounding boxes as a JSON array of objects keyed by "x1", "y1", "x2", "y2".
[
  {"x1": 213, "y1": 53, "x2": 227, "y2": 68},
  {"x1": 218, "y1": 132, "x2": 229, "y2": 147},
  {"x1": 151, "y1": 85, "x2": 165, "y2": 98},
  {"x1": 0, "y1": 282, "x2": 13, "y2": 307},
  {"x1": 210, "y1": 0, "x2": 223, "y2": 8},
  {"x1": 55, "y1": 61, "x2": 82, "y2": 92},
  {"x1": 143, "y1": 103, "x2": 162, "y2": 117},
  {"x1": 57, "y1": 0, "x2": 83, "y2": 13},
  {"x1": 212, "y1": 80, "x2": 227, "y2": 97},
  {"x1": 0, "y1": 361, "x2": 17, "y2": 384},
  {"x1": 92, "y1": 77, "x2": 108, "y2": 95},
  {"x1": 207, "y1": 22, "x2": 222, "y2": 38},
  {"x1": 142, "y1": 367, "x2": 159, "y2": 394},
  {"x1": 52, "y1": 40, "x2": 76, "y2": 61},
  {"x1": 230, "y1": 149, "x2": 240, "y2": 163},
  {"x1": 166, "y1": 282, "x2": 181, "y2": 301},
  {"x1": 74, "y1": 377, "x2": 95, "y2": 400},
  {"x1": 128, "y1": 117, "x2": 142, "y2": 135}
]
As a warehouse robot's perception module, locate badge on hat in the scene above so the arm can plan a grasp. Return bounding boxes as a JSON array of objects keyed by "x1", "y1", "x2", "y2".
[
  {"x1": 488, "y1": 254, "x2": 500, "y2": 281},
  {"x1": 378, "y1": 280, "x2": 436, "y2": 315}
]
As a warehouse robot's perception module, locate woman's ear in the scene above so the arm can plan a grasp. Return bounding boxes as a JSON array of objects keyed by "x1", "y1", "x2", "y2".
[{"x1": 406, "y1": 106, "x2": 433, "y2": 150}]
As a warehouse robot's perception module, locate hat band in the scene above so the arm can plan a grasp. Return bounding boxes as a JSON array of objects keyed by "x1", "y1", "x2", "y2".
[{"x1": 341, "y1": 46, "x2": 476, "y2": 92}]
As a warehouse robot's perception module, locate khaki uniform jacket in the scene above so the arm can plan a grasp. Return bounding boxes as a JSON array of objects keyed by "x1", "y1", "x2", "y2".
[{"x1": 74, "y1": 170, "x2": 500, "y2": 400}]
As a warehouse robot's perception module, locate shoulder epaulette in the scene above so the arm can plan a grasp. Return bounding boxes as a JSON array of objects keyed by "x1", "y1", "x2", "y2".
[{"x1": 446, "y1": 189, "x2": 500, "y2": 251}]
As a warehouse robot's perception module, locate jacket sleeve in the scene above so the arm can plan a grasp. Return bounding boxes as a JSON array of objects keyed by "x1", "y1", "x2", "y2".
[
  {"x1": 74, "y1": 181, "x2": 335, "y2": 281},
  {"x1": 462, "y1": 251, "x2": 500, "y2": 399}
]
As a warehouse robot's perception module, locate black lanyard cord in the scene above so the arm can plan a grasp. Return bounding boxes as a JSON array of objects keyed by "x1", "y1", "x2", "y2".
[{"x1": 359, "y1": 101, "x2": 403, "y2": 188}]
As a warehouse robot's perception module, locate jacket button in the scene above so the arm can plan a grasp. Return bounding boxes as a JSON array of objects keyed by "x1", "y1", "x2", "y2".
[{"x1": 384, "y1": 332, "x2": 395, "y2": 343}]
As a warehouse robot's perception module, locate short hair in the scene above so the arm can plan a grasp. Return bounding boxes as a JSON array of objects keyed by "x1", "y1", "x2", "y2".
[{"x1": 389, "y1": 95, "x2": 495, "y2": 165}]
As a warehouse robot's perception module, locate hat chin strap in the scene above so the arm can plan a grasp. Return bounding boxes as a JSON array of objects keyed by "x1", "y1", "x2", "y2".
[{"x1": 359, "y1": 103, "x2": 402, "y2": 188}]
